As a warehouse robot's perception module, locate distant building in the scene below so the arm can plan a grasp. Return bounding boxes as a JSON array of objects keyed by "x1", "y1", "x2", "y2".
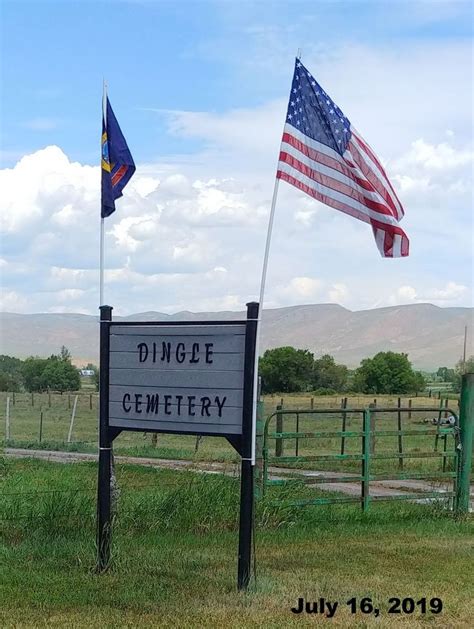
[{"x1": 80, "y1": 369, "x2": 95, "y2": 377}]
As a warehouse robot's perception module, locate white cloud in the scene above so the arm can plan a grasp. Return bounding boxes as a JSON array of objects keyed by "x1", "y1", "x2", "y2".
[
  {"x1": 395, "y1": 139, "x2": 473, "y2": 172},
  {"x1": 328, "y1": 283, "x2": 349, "y2": 303},
  {"x1": 389, "y1": 282, "x2": 470, "y2": 307}
]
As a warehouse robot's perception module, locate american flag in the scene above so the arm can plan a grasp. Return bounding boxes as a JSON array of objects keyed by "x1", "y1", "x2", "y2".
[{"x1": 277, "y1": 59, "x2": 409, "y2": 258}]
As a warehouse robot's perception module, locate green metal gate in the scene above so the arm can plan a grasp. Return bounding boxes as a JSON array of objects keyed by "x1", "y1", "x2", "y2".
[{"x1": 260, "y1": 375, "x2": 474, "y2": 514}]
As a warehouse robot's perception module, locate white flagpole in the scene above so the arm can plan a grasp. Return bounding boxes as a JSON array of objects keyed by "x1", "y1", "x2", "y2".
[
  {"x1": 250, "y1": 176, "x2": 281, "y2": 464},
  {"x1": 100, "y1": 80, "x2": 107, "y2": 307},
  {"x1": 250, "y1": 52, "x2": 302, "y2": 464}
]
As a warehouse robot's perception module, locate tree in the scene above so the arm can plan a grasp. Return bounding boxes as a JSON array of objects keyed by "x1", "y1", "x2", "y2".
[
  {"x1": 452, "y1": 355, "x2": 474, "y2": 392},
  {"x1": 22, "y1": 357, "x2": 49, "y2": 392},
  {"x1": 21, "y1": 347, "x2": 81, "y2": 392},
  {"x1": 436, "y1": 367, "x2": 456, "y2": 383},
  {"x1": 0, "y1": 355, "x2": 24, "y2": 391},
  {"x1": 259, "y1": 346, "x2": 314, "y2": 394},
  {"x1": 92, "y1": 367, "x2": 100, "y2": 392},
  {"x1": 353, "y1": 352, "x2": 425, "y2": 394},
  {"x1": 40, "y1": 359, "x2": 81, "y2": 392},
  {"x1": 312, "y1": 354, "x2": 348, "y2": 391},
  {"x1": 60, "y1": 346, "x2": 72, "y2": 362}
]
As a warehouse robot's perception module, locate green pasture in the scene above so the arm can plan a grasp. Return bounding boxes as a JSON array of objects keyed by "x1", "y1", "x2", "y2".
[
  {"x1": 0, "y1": 392, "x2": 460, "y2": 476},
  {"x1": 0, "y1": 457, "x2": 472, "y2": 627}
]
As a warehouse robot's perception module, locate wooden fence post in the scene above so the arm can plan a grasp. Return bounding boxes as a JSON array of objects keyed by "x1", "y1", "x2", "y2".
[
  {"x1": 5, "y1": 396, "x2": 10, "y2": 441},
  {"x1": 12, "y1": 392, "x2": 15, "y2": 406},
  {"x1": 310, "y1": 397, "x2": 314, "y2": 410},
  {"x1": 39, "y1": 411, "x2": 43, "y2": 443},
  {"x1": 397, "y1": 396, "x2": 403, "y2": 470},
  {"x1": 48, "y1": 391, "x2": 51, "y2": 408},
  {"x1": 408, "y1": 398, "x2": 412, "y2": 420},
  {"x1": 67, "y1": 395, "x2": 78, "y2": 442},
  {"x1": 295, "y1": 412, "x2": 300, "y2": 457},
  {"x1": 89, "y1": 394, "x2": 93, "y2": 410},
  {"x1": 31, "y1": 392, "x2": 34, "y2": 407}
]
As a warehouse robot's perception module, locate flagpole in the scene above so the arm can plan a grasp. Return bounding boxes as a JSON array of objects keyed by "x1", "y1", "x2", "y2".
[
  {"x1": 250, "y1": 177, "x2": 281, "y2": 464},
  {"x1": 100, "y1": 80, "x2": 107, "y2": 307}
]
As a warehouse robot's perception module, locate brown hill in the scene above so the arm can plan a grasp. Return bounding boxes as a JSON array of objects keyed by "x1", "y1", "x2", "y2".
[{"x1": 0, "y1": 303, "x2": 472, "y2": 370}]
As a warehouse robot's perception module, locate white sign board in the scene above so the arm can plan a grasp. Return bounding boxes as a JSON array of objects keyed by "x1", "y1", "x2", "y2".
[{"x1": 108, "y1": 324, "x2": 246, "y2": 435}]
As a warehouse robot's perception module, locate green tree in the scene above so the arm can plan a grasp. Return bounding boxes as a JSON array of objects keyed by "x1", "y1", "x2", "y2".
[
  {"x1": 40, "y1": 359, "x2": 81, "y2": 392},
  {"x1": 92, "y1": 367, "x2": 100, "y2": 392},
  {"x1": 21, "y1": 347, "x2": 81, "y2": 392},
  {"x1": 312, "y1": 354, "x2": 348, "y2": 391},
  {"x1": 22, "y1": 357, "x2": 49, "y2": 392},
  {"x1": 60, "y1": 346, "x2": 72, "y2": 362},
  {"x1": 353, "y1": 352, "x2": 424, "y2": 394},
  {"x1": 436, "y1": 367, "x2": 456, "y2": 383},
  {"x1": 259, "y1": 346, "x2": 314, "y2": 394},
  {"x1": 452, "y1": 355, "x2": 474, "y2": 392},
  {"x1": 0, "y1": 355, "x2": 24, "y2": 391}
]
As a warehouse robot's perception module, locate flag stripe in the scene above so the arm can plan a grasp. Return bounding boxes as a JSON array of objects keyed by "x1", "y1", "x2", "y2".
[
  {"x1": 349, "y1": 133, "x2": 404, "y2": 219},
  {"x1": 111, "y1": 164, "x2": 128, "y2": 187},
  {"x1": 280, "y1": 139, "x2": 395, "y2": 212},
  {"x1": 278, "y1": 150, "x2": 394, "y2": 218},
  {"x1": 282, "y1": 132, "x2": 378, "y2": 193},
  {"x1": 277, "y1": 160, "x2": 403, "y2": 228},
  {"x1": 282, "y1": 124, "x2": 401, "y2": 217},
  {"x1": 351, "y1": 129, "x2": 403, "y2": 215},
  {"x1": 277, "y1": 167, "x2": 409, "y2": 258}
]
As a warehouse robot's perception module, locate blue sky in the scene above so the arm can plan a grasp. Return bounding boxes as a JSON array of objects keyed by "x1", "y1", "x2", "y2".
[
  {"x1": 2, "y1": 0, "x2": 472, "y2": 164},
  {"x1": 0, "y1": 0, "x2": 473, "y2": 318}
]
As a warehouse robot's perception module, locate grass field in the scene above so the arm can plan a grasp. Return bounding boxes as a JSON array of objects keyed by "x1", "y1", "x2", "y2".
[
  {"x1": 0, "y1": 457, "x2": 472, "y2": 628},
  {"x1": 0, "y1": 391, "x2": 459, "y2": 471}
]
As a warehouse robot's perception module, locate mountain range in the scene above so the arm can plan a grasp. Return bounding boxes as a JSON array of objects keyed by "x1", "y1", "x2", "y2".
[{"x1": 0, "y1": 303, "x2": 472, "y2": 370}]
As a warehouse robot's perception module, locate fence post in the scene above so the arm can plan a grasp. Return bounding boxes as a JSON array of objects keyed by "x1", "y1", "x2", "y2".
[
  {"x1": 442, "y1": 398, "x2": 449, "y2": 472},
  {"x1": 397, "y1": 396, "x2": 403, "y2": 470},
  {"x1": 89, "y1": 394, "x2": 93, "y2": 410},
  {"x1": 295, "y1": 412, "x2": 300, "y2": 457},
  {"x1": 310, "y1": 397, "x2": 314, "y2": 410},
  {"x1": 408, "y1": 398, "x2": 412, "y2": 420},
  {"x1": 340, "y1": 397, "x2": 348, "y2": 455},
  {"x1": 12, "y1": 392, "x2": 15, "y2": 406},
  {"x1": 361, "y1": 409, "x2": 371, "y2": 512},
  {"x1": 368, "y1": 402, "x2": 376, "y2": 454},
  {"x1": 275, "y1": 404, "x2": 284, "y2": 457},
  {"x1": 434, "y1": 398, "x2": 444, "y2": 451},
  {"x1": 67, "y1": 395, "x2": 78, "y2": 442},
  {"x1": 31, "y1": 392, "x2": 34, "y2": 406},
  {"x1": 254, "y1": 399, "x2": 264, "y2": 499},
  {"x1": 39, "y1": 411, "x2": 43, "y2": 443},
  {"x1": 48, "y1": 391, "x2": 51, "y2": 408},
  {"x1": 5, "y1": 396, "x2": 10, "y2": 441},
  {"x1": 456, "y1": 373, "x2": 474, "y2": 514}
]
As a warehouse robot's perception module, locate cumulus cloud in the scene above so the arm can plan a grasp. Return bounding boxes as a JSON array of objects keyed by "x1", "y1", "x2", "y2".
[{"x1": 389, "y1": 282, "x2": 470, "y2": 307}]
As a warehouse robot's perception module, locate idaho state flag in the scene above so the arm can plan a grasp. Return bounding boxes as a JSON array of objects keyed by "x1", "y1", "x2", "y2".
[{"x1": 101, "y1": 97, "x2": 135, "y2": 218}]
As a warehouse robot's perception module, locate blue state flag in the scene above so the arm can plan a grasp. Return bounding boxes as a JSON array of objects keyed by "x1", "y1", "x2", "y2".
[{"x1": 101, "y1": 97, "x2": 136, "y2": 218}]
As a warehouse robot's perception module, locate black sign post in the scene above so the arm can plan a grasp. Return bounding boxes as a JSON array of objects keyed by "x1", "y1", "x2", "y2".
[
  {"x1": 97, "y1": 304, "x2": 112, "y2": 571},
  {"x1": 237, "y1": 301, "x2": 258, "y2": 590},
  {"x1": 96, "y1": 302, "x2": 259, "y2": 589}
]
